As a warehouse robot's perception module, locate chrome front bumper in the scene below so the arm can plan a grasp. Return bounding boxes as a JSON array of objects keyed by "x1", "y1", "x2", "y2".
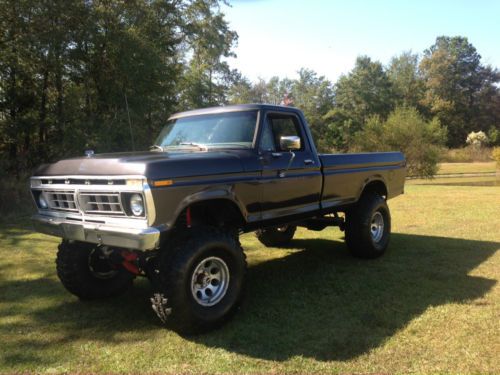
[{"x1": 32, "y1": 214, "x2": 161, "y2": 250}]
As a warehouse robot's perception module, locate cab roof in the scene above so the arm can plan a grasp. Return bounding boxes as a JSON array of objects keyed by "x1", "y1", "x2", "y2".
[{"x1": 169, "y1": 104, "x2": 302, "y2": 120}]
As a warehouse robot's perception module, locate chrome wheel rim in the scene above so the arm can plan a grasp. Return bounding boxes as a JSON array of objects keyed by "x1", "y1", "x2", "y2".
[
  {"x1": 191, "y1": 256, "x2": 230, "y2": 307},
  {"x1": 370, "y1": 211, "x2": 384, "y2": 243}
]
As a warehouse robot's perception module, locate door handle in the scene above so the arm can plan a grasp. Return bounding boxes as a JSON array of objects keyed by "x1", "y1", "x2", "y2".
[
  {"x1": 272, "y1": 152, "x2": 282, "y2": 158},
  {"x1": 304, "y1": 159, "x2": 314, "y2": 165}
]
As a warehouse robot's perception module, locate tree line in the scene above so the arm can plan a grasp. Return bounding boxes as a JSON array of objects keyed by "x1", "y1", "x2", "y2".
[
  {"x1": 1, "y1": 0, "x2": 499, "y2": 178},
  {"x1": 230, "y1": 43, "x2": 500, "y2": 153},
  {"x1": 0, "y1": 0, "x2": 236, "y2": 176}
]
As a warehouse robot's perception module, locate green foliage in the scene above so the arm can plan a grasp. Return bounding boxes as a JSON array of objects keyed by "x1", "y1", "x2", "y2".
[
  {"x1": 227, "y1": 70, "x2": 335, "y2": 152},
  {"x1": 333, "y1": 56, "x2": 394, "y2": 134},
  {"x1": 227, "y1": 75, "x2": 294, "y2": 105},
  {"x1": 0, "y1": 0, "x2": 236, "y2": 175},
  {"x1": 322, "y1": 109, "x2": 354, "y2": 151},
  {"x1": 179, "y1": 0, "x2": 237, "y2": 108},
  {"x1": 387, "y1": 51, "x2": 425, "y2": 111},
  {"x1": 290, "y1": 69, "x2": 334, "y2": 151},
  {"x1": 1, "y1": 10, "x2": 500, "y2": 179},
  {"x1": 420, "y1": 36, "x2": 500, "y2": 147},
  {"x1": 353, "y1": 107, "x2": 447, "y2": 178},
  {"x1": 488, "y1": 126, "x2": 500, "y2": 146},
  {"x1": 227, "y1": 74, "x2": 260, "y2": 104},
  {"x1": 321, "y1": 56, "x2": 395, "y2": 151}
]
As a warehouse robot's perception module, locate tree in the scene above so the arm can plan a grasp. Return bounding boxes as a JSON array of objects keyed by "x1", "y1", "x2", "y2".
[
  {"x1": 227, "y1": 72, "x2": 257, "y2": 104},
  {"x1": 353, "y1": 107, "x2": 447, "y2": 178},
  {"x1": 388, "y1": 51, "x2": 425, "y2": 111},
  {"x1": 266, "y1": 76, "x2": 293, "y2": 105},
  {"x1": 420, "y1": 36, "x2": 500, "y2": 147},
  {"x1": 227, "y1": 70, "x2": 334, "y2": 151},
  {"x1": 329, "y1": 56, "x2": 394, "y2": 149},
  {"x1": 179, "y1": 0, "x2": 238, "y2": 109},
  {"x1": 290, "y1": 69, "x2": 334, "y2": 151},
  {"x1": 0, "y1": 0, "x2": 237, "y2": 177}
]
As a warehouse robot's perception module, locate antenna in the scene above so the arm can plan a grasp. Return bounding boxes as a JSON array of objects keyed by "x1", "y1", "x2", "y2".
[{"x1": 124, "y1": 92, "x2": 135, "y2": 151}]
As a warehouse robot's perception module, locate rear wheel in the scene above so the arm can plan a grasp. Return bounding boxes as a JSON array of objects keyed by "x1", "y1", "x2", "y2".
[
  {"x1": 56, "y1": 241, "x2": 134, "y2": 299},
  {"x1": 255, "y1": 225, "x2": 296, "y2": 247},
  {"x1": 345, "y1": 193, "x2": 391, "y2": 258},
  {"x1": 150, "y1": 226, "x2": 246, "y2": 334}
]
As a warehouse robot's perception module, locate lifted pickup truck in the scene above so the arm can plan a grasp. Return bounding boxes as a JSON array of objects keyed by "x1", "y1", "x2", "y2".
[{"x1": 30, "y1": 104, "x2": 406, "y2": 333}]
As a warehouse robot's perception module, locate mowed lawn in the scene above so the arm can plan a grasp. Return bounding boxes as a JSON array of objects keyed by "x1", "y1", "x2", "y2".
[
  {"x1": 437, "y1": 161, "x2": 496, "y2": 175},
  {"x1": 0, "y1": 174, "x2": 499, "y2": 374}
]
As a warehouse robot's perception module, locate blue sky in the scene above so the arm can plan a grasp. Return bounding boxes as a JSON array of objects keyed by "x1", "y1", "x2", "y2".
[{"x1": 223, "y1": 0, "x2": 500, "y2": 82}]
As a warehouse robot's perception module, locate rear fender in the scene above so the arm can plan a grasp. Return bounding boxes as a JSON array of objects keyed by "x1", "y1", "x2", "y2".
[{"x1": 357, "y1": 176, "x2": 388, "y2": 201}]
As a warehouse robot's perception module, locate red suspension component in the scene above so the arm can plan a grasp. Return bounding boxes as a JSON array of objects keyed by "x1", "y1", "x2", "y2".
[{"x1": 120, "y1": 250, "x2": 140, "y2": 275}]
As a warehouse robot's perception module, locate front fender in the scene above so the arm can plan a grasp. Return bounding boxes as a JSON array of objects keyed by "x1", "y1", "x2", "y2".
[{"x1": 151, "y1": 184, "x2": 249, "y2": 229}]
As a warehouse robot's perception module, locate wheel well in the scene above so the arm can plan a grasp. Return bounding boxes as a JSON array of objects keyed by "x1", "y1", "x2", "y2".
[
  {"x1": 361, "y1": 180, "x2": 388, "y2": 199},
  {"x1": 176, "y1": 199, "x2": 245, "y2": 229}
]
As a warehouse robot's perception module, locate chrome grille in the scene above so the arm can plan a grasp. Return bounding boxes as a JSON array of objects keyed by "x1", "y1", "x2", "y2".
[
  {"x1": 78, "y1": 192, "x2": 125, "y2": 215},
  {"x1": 45, "y1": 190, "x2": 78, "y2": 212}
]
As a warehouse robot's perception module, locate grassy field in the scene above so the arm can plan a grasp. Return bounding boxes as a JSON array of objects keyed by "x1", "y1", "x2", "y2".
[
  {"x1": 437, "y1": 162, "x2": 496, "y2": 175},
  {"x1": 1, "y1": 174, "x2": 499, "y2": 374}
]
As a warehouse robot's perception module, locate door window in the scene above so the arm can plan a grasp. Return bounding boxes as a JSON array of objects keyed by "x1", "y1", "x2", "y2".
[{"x1": 260, "y1": 114, "x2": 304, "y2": 152}]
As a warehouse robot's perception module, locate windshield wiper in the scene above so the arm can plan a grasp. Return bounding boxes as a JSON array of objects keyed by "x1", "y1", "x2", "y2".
[
  {"x1": 150, "y1": 145, "x2": 164, "y2": 152},
  {"x1": 179, "y1": 142, "x2": 208, "y2": 151}
]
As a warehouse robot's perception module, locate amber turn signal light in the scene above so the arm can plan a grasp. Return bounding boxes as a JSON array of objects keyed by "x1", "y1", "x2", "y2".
[{"x1": 152, "y1": 179, "x2": 173, "y2": 187}]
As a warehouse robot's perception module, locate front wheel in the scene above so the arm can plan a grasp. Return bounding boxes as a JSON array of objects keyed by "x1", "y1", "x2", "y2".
[
  {"x1": 56, "y1": 241, "x2": 134, "y2": 299},
  {"x1": 345, "y1": 193, "x2": 391, "y2": 258},
  {"x1": 150, "y1": 226, "x2": 246, "y2": 334}
]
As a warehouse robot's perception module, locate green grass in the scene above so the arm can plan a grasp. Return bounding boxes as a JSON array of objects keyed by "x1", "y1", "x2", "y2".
[
  {"x1": 1, "y1": 177, "x2": 499, "y2": 374},
  {"x1": 438, "y1": 162, "x2": 496, "y2": 175},
  {"x1": 410, "y1": 175, "x2": 498, "y2": 187}
]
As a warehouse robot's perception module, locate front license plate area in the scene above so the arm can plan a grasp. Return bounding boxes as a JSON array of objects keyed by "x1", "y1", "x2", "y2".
[{"x1": 61, "y1": 223, "x2": 85, "y2": 241}]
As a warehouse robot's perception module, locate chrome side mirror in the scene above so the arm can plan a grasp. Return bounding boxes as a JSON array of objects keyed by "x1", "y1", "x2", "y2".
[{"x1": 279, "y1": 136, "x2": 301, "y2": 151}]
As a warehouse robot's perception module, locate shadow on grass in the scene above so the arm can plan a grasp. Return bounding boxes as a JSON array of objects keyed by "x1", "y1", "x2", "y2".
[
  {"x1": 0, "y1": 223, "x2": 48, "y2": 247},
  {"x1": 192, "y1": 233, "x2": 498, "y2": 361},
  {"x1": 0, "y1": 233, "x2": 497, "y2": 366}
]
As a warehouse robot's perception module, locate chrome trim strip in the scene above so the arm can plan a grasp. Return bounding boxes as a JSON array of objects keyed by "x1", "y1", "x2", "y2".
[
  {"x1": 32, "y1": 184, "x2": 145, "y2": 192},
  {"x1": 143, "y1": 181, "x2": 156, "y2": 226},
  {"x1": 35, "y1": 210, "x2": 150, "y2": 228},
  {"x1": 31, "y1": 175, "x2": 146, "y2": 180}
]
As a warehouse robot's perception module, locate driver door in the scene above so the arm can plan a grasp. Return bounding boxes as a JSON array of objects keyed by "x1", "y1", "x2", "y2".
[{"x1": 259, "y1": 112, "x2": 322, "y2": 221}]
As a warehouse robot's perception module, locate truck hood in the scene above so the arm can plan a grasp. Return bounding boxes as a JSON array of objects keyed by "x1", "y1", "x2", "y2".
[{"x1": 33, "y1": 150, "x2": 246, "y2": 180}]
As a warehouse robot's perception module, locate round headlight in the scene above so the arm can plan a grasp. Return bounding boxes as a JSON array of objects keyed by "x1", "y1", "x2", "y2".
[
  {"x1": 38, "y1": 195, "x2": 48, "y2": 209},
  {"x1": 130, "y1": 194, "x2": 144, "y2": 216}
]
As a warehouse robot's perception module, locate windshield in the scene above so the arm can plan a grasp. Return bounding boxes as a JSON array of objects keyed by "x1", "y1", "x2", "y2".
[{"x1": 154, "y1": 110, "x2": 258, "y2": 150}]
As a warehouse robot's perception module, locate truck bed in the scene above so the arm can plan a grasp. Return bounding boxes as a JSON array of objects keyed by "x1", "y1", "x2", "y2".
[{"x1": 319, "y1": 152, "x2": 406, "y2": 209}]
